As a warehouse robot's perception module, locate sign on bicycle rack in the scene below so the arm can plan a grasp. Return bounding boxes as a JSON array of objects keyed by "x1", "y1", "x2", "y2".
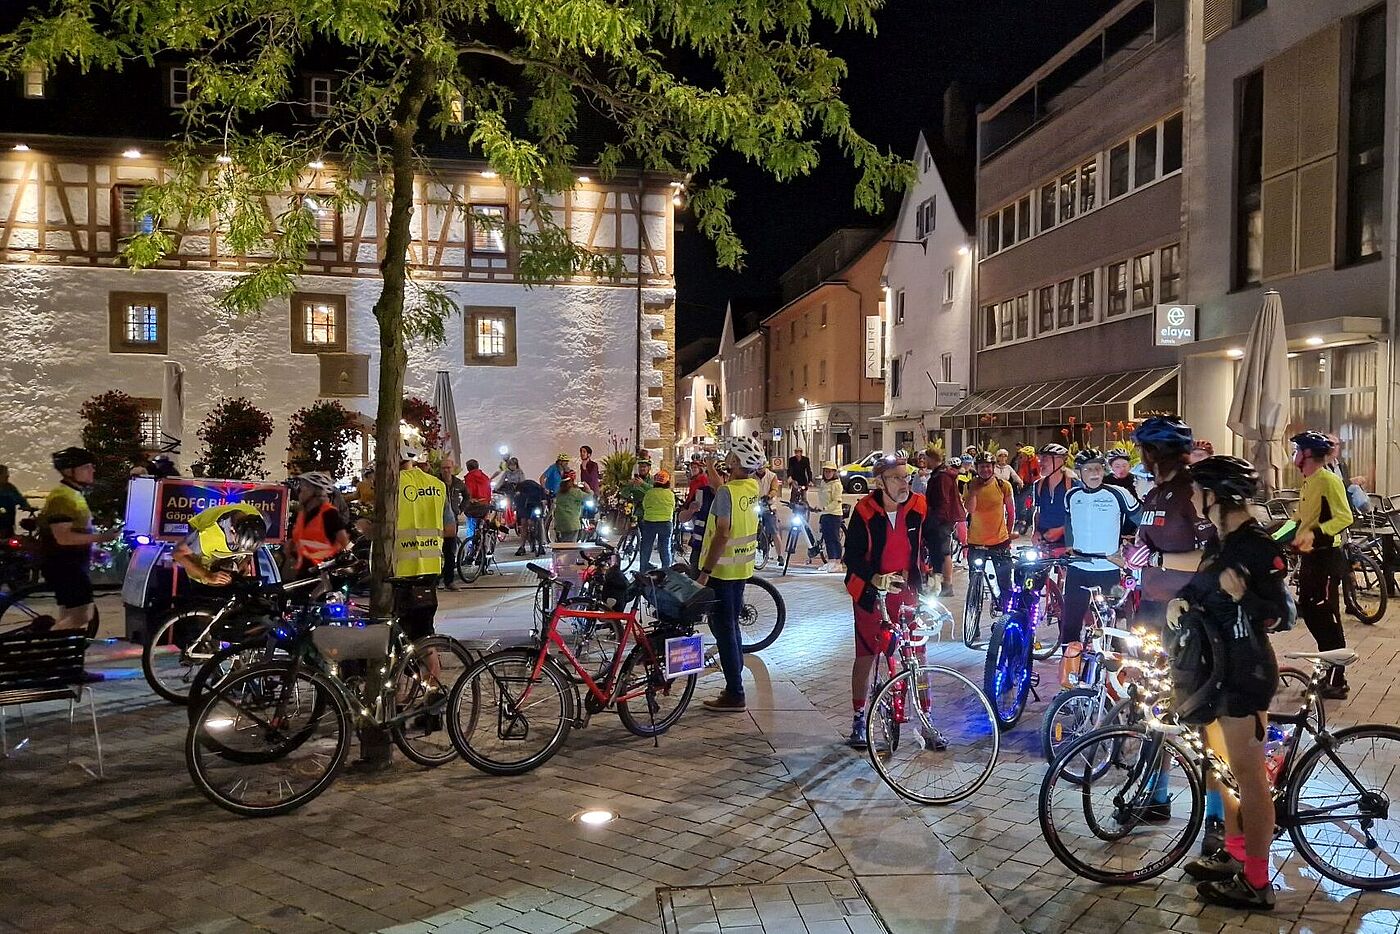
[{"x1": 664, "y1": 635, "x2": 705, "y2": 678}]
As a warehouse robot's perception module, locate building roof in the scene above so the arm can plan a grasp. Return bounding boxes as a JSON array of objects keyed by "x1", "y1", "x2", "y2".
[
  {"x1": 775, "y1": 226, "x2": 886, "y2": 304},
  {"x1": 917, "y1": 130, "x2": 978, "y2": 235}
]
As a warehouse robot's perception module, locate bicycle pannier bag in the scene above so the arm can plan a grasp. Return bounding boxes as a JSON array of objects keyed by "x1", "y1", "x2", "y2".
[{"x1": 312, "y1": 622, "x2": 392, "y2": 660}]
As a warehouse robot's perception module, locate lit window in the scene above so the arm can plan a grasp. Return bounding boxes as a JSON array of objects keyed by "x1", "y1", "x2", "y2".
[
  {"x1": 448, "y1": 94, "x2": 465, "y2": 124},
  {"x1": 1159, "y1": 244, "x2": 1181, "y2": 304},
  {"x1": 465, "y1": 307, "x2": 517, "y2": 366},
  {"x1": 1059, "y1": 172, "x2": 1077, "y2": 222},
  {"x1": 999, "y1": 301, "x2": 1014, "y2": 343},
  {"x1": 303, "y1": 303, "x2": 338, "y2": 346},
  {"x1": 470, "y1": 204, "x2": 507, "y2": 254},
  {"x1": 21, "y1": 66, "x2": 44, "y2": 99},
  {"x1": 304, "y1": 197, "x2": 337, "y2": 245},
  {"x1": 126, "y1": 304, "x2": 160, "y2": 344},
  {"x1": 1107, "y1": 262, "x2": 1128, "y2": 317},
  {"x1": 115, "y1": 185, "x2": 156, "y2": 237},
  {"x1": 169, "y1": 67, "x2": 191, "y2": 107},
  {"x1": 309, "y1": 77, "x2": 333, "y2": 118},
  {"x1": 1132, "y1": 253, "x2": 1154, "y2": 310},
  {"x1": 109, "y1": 292, "x2": 167, "y2": 354}
]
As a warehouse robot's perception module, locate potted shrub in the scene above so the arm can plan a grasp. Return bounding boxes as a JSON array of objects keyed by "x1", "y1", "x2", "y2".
[{"x1": 195, "y1": 397, "x2": 274, "y2": 480}]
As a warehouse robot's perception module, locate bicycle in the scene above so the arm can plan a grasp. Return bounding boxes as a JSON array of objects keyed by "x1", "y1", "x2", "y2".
[
  {"x1": 456, "y1": 505, "x2": 505, "y2": 584},
  {"x1": 1266, "y1": 501, "x2": 1388, "y2": 625},
  {"x1": 781, "y1": 492, "x2": 823, "y2": 576},
  {"x1": 863, "y1": 578, "x2": 1000, "y2": 805},
  {"x1": 754, "y1": 498, "x2": 778, "y2": 571},
  {"x1": 1039, "y1": 646, "x2": 1400, "y2": 890},
  {"x1": 446, "y1": 562, "x2": 699, "y2": 775},
  {"x1": 982, "y1": 549, "x2": 1067, "y2": 731}
]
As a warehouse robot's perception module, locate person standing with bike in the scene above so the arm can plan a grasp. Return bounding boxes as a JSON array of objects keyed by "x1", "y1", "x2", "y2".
[
  {"x1": 1170, "y1": 456, "x2": 1288, "y2": 911},
  {"x1": 753, "y1": 459, "x2": 782, "y2": 563},
  {"x1": 1060, "y1": 449, "x2": 1140, "y2": 688},
  {"x1": 552, "y1": 476, "x2": 590, "y2": 544},
  {"x1": 679, "y1": 458, "x2": 715, "y2": 570},
  {"x1": 696, "y1": 437, "x2": 766, "y2": 713},
  {"x1": 842, "y1": 458, "x2": 944, "y2": 748},
  {"x1": 1023, "y1": 443, "x2": 1074, "y2": 552},
  {"x1": 37, "y1": 447, "x2": 117, "y2": 632},
  {"x1": 924, "y1": 449, "x2": 964, "y2": 596},
  {"x1": 816, "y1": 462, "x2": 845, "y2": 573},
  {"x1": 963, "y1": 452, "x2": 1017, "y2": 607},
  {"x1": 638, "y1": 470, "x2": 676, "y2": 569},
  {"x1": 437, "y1": 457, "x2": 467, "y2": 591},
  {"x1": 1290, "y1": 430, "x2": 1354, "y2": 700},
  {"x1": 288, "y1": 471, "x2": 351, "y2": 577},
  {"x1": 0, "y1": 465, "x2": 33, "y2": 539}
]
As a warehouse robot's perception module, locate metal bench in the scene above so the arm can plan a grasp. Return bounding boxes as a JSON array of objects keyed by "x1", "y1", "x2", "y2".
[{"x1": 0, "y1": 629, "x2": 103, "y2": 777}]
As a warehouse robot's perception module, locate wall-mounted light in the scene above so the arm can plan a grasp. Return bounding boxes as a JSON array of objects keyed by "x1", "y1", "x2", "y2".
[
  {"x1": 307, "y1": 160, "x2": 325, "y2": 170},
  {"x1": 958, "y1": 245, "x2": 971, "y2": 256},
  {"x1": 1305, "y1": 336, "x2": 1324, "y2": 347},
  {"x1": 12, "y1": 143, "x2": 30, "y2": 152},
  {"x1": 1226, "y1": 348, "x2": 1245, "y2": 358},
  {"x1": 480, "y1": 170, "x2": 498, "y2": 179},
  {"x1": 122, "y1": 148, "x2": 143, "y2": 159}
]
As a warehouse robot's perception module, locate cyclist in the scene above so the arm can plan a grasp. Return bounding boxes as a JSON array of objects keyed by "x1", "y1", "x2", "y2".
[
  {"x1": 1024, "y1": 443, "x2": 1074, "y2": 551},
  {"x1": 753, "y1": 458, "x2": 782, "y2": 561},
  {"x1": 37, "y1": 447, "x2": 118, "y2": 631},
  {"x1": 288, "y1": 471, "x2": 350, "y2": 577},
  {"x1": 638, "y1": 469, "x2": 676, "y2": 569},
  {"x1": 552, "y1": 476, "x2": 590, "y2": 543},
  {"x1": 1060, "y1": 449, "x2": 1140, "y2": 688},
  {"x1": 1014, "y1": 444, "x2": 1040, "y2": 527},
  {"x1": 963, "y1": 452, "x2": 1017, "y2": 607},
  {"x1": 679, "y1": 457, "x2": 716, "y2": 570},
  {"x1": 843, "y1": 457, "x2": 946, "y2": 749},
  {"x1": 1290, "y1": 430, "x2": 1353, "y2": 699},
  {"x1": 577, "y1": 445, "x2": 601, "y2": 497},
  {"x1": 696, "y1": 436, "x2": 766, "y2": 713},
  {"x1": 786, "y1": 447, "x2": 813, "y2": 500},
  {"x1": 816, "y1": 461, "x2": 845, "y2": 573},
  {"x1": 511, "y1": 477, "x2": 547, "y2": 557},
  {"x1": 1103, "y1": 448, "x2": 1136, "y2": 493},
  {"x1": 172, "y1": 502, "x2": 268, "y2": 587},
  {"x1": 925, "y1": 448, "x2": 965, "y2": 596},
  {"x1": 540, "y1": 453, "x2": 569, "y2": 496},
  {"x1": 0, "y1": 465, "x2": 33, "y2": 539},
  {"x1": 1173, "y1": 456, "x2": 1286, "y2": 911}
]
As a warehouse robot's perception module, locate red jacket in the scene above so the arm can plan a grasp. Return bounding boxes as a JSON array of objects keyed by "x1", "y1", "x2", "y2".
[
  {"x1": 926, "y1": 466, "x2": 966, "y2": 524},
  {"x1": 843, "y1": 490, "x2": 941, "y2": 612}
]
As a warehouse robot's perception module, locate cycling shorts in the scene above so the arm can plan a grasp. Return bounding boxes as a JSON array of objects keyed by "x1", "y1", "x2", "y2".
[
  {"x1": 42, "y1": 557, "x2": 94, "y2": 609},
  {"x1": 853, "y1": 588, "x2": 916, "y2": 658},
  {"x1": 928, "y1": 522, "x2": 955, "y2": 566}
]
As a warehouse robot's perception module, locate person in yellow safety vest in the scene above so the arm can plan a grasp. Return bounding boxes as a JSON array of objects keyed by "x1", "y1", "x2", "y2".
[
  {"x1": 393, "y1": 445, "x2": 453, "y2": 688},
  {"x1": 696, "y1": 436, "x2": 766, "y2": 713},
  {"x1": 172, "y1": 502, "x2": 269, "y2": 586}
]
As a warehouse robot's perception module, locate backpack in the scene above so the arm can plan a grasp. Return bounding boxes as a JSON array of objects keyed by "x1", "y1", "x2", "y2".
[{"x1": 1163, "y1": 601, "x2": 1229, "y2": 724}]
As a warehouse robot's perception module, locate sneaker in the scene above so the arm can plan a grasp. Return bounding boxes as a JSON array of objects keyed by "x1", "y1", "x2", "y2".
[
  {"x1": 1183, "y1": 848, "x2": 1244, "y2": 882},
  {"x1": 702, "y1": 691, "x2": 746, "y2": 713},
  {"x1": 1319, "y1": 682, "x2": 1350, "y2": 700},
  {"x1": 919, "y1": 723, "x2": 949, "y2": 751},
  {"x1": 514, "y1": 547, "x2": 526, "y2": 557},
  {"x1": 1197, "y1": 873, "x2": 1275, "y2": 911},
  {"x1": 1200, "y1": 817, "x2": 1225, "y2": 856},
  {"x1": 847, "y1": 714, "x2": 868, "y2": 749},
  {"x1": 1139, "y1": 802, "x2": 1172, "y2": 823},
  {"x1": 939, "y1": 585, "x2": 954, "y2": 597},
  {"x1": 441, "y1": 582, "x2": 458, "y2": 592}
]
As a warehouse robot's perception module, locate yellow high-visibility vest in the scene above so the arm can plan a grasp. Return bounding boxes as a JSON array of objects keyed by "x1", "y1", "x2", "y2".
[
  {"x1": 189, "y1": 503, "x2": 265, "y2": 565},
  {"x1": 394, "y1": 467, "x2": 445, "y2": 578},
  {"x1": 700, "y1": 477, "x2": 759, "y2": 581}
]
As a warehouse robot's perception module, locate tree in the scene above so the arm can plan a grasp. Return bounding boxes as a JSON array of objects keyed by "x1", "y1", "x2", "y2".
[
  {"x1": 3, "y1": 1, "x2": 910, "y2": 615},
  {"x1": 287, "y1": 401, "x2": 359, "y2": 481},
  {"x1": 78, "y1": 390, "x2": 143, "y2": 523},
  {"x1": 196, "y1": 397, "x2": 275, "y2": 480}
]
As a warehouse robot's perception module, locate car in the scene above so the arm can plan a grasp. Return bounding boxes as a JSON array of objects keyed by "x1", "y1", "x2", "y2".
[{"x1": 838, "y1": 450, "x2": 885, "y2": 493}]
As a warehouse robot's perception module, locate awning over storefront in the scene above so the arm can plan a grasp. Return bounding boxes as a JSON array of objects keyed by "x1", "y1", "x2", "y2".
[{"x1": 940, "y1": 367, "x2": 1179, "y2": 432}]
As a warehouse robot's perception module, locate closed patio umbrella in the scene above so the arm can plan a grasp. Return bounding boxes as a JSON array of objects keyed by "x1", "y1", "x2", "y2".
[
  {"x1": 432, "y1": 369, "x2": 463, "y2": 467},
  {"x1": 1227, "y1": 290, "x2": 1289, "y2": 494},
  {"x1": 160, "y1": 360, "x2": 185, "y2": 461}
]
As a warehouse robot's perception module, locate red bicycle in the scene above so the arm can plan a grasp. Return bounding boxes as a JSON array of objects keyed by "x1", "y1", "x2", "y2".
[{"x1": 446, "y1": 562, "x2": 699, "y2": 775}]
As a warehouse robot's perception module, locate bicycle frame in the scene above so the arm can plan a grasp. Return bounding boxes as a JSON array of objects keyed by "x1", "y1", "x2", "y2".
[{"x1": 520, "y1": 599, "x2": 667, "y2": 715}]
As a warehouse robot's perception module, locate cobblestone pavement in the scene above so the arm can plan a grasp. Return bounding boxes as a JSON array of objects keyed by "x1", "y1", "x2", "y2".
[{"x1": 1, "y1": 551, "x2": 1398, "y2": 933}]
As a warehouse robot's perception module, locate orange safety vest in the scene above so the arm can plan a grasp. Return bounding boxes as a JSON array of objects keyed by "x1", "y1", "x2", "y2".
[{"x1": 292, "y1": 502, "x2": 340, "y2": 567}]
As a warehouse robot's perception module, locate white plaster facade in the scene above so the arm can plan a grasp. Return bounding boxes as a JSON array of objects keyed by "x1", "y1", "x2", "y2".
[
  {"x1": 674, "y1": 355, "x2": 722, "y2": 460},
  {"x1": 881, "y1": 131, "x2": 974, "y2": 451},
  {"x1": 716, "y1": 303, "x2": 768, "y2": 447}
]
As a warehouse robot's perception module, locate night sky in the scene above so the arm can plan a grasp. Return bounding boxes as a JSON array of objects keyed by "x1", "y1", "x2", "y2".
[{"x1": 674, "y1": 0, "x2": 1120, "y2": 347}]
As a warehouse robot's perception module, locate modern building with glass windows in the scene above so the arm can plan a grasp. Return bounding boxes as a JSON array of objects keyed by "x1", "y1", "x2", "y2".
[{"x1": 1180, "y1": 0, "x2": 1395, "y2": 490}]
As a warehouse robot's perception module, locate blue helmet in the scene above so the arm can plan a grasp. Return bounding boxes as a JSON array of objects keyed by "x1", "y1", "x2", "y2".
[
  {"x1": 1132, "y1": 416, "x2": 1193, "y2": 451},
  {"x1": 1290, "y1": 430, "x2": 1334, "y2": 455}
]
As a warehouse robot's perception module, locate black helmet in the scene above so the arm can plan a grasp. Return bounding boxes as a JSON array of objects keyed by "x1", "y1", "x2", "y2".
[
  {"x1": 973, "y1": 452, "x2": 996, "y2": 466},
  {"x1": 225, "y1": 512, "x2": 268, "y2": 553},
  {"x1": 1189, "y1": 455, "x2": 1260, "y2": 506},
  {"x1": 1106, "y1": 448, "x2": 1131, "y2": 464},
  {"x1": 1038, "y1": 443, "x2": 1069, "y2": 458},
  {"x1": 52, "y1": 447, "x2": 95, "y2": 471},
  {"x1": 1074, "y1": 448, "x2": 1106, "y2": 468},
  {"x1": 1290, "y1": 430, "x2": 1335, "y2": 456},
  {"x1": 1132, "y1": 415, "x2": 1193, "y2": 451}
]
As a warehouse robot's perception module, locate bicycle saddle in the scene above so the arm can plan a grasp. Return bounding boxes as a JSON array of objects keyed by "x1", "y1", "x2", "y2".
[
  {"x1": 526, "y1": 562, "x2": 556, "y2": 581},
  {"x1": 1283, "y1": 648, "x2": 1358, "y2": 667}
]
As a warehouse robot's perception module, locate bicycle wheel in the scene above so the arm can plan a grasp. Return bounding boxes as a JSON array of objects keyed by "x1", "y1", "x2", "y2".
[
  {"x1": 0, "y1": 583, "x2": 62, "y2": 632},
  {"x1": 868, "y1": 665, "x2": 1000, "y2": 806},
  {"x1": 1286, "y1": 724, "x2": 1400, "y2": 890},
  {"x1": 389, "y1": 635, "x2": 478, "y2": 767},
  {"x1": 1343, "y1": 551, "x2": 1387, "y2": 625},
  {"x1": 1039, "y1": 725, "x2": 1203, "y2": 884},
  {"x1": 458, "y1": 536, "x2": 484, "y2": 583},
  {"x1": 738, "y1": 576, "x2": 786, "y2": 653},
  {"x1": 983, "y1": 614, "x2": 1033, "y2": 730},
  {"x1": 1041, "y1": 687, "x2": 1107, "y2": 764},
  {"x1": 1032, "y1": 581, "x2": 1063, "y2": 661},
  {"x1": 617, "y1": 529, "x2": 640, "y2": 571},
  {"x1": 186, "y1": 636, "x2": 282, "y2": 722},
  {"x1": 962, "y1": 568, "x2": 986, "y2": 649},
  {"x1": 446, "y1": 648, "x2": 574, "y2": 776},
  {"x1": 186, "y1": 664, "x2": 350, "y2": 817},
  {"x1": 143, "y1": 610, "x2": 226, "y2": 705},
  {"x1": 616, "y1": 642, "x2": 696, "y2": 737},
  {"x1": 866, "y1": 663, "x2": 898, "y2": 758},
  {"x1": 754, "y1": 529, "x2": 771, "y2": 571}
]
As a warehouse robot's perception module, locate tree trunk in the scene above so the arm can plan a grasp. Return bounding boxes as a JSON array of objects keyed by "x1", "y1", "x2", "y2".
[{"x1": 363, "y1": 52, "x2": 436, "y2": 766}]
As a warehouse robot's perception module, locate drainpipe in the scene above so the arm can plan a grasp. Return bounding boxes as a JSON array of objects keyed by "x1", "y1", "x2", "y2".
[{"x1": 635, "y1": 171, "x2": 645, "y2": 453}]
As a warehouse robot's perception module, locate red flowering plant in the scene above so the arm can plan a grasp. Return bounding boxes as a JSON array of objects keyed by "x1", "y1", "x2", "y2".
[
  {"x1": 401, "y1": 397, "x2": 442, "y2": 453},
  {"x1": 196, "y1": 397, "x2": 274, "y2": 480}
]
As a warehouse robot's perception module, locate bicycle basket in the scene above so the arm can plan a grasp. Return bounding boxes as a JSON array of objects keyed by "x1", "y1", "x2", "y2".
[
  {"x1": 312, "y1": 621, "x2": 392, "y2": 660},
  {"x1": 644, "y1": 569, "x2": 716, "y2": 624}
]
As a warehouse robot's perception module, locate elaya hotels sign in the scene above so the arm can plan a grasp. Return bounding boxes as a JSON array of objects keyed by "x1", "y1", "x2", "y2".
[{"x1": 1154, "y1": 303, "x2": 1197, "y2": 346}]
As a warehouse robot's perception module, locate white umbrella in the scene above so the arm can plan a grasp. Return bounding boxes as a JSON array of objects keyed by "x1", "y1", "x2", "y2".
[
  {"x1": 160, "y1": 360, "x2": 185, "y2": 461},
  {"x1": 1227, "y1": 290, "x2": 1289, "y2": 493},
  {"x1": 432, "y1": 369, "x2": 463, "y2": 467}
]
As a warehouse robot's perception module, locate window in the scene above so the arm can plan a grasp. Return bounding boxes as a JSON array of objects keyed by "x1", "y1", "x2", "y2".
[
  {"x1": 915, "y1": 197, "x2": 936, "y2": 239},
  {"x1": 1132, "y1": 253, "x2": 1154, "y2": 310},
  {"x1": 940, "y1": 353, "x2": 953, "y2": 382},
  {"x1": 1239, "y1": 0, "x2": 1267, "y2": 20},
  {"x1": 290, "y1": 292, "x2": 347, "y2": 354},
  {"x1": 1077, "y1": 271, "x2": 1096, "y2": 323},
  {"x1": 999, "y1": 301, "x2": 1014, "y2": 343},
  {"x1": 21, "y1": 66, "x2": 44, "y2": 99},
  {"x1": 108, "y1": 292, "x2": 168, "y2": 354},
  {"x1": 803, "y1": 313, "x2": 810, "y2": 337},
  {"x1": 1107, "y1": 262, "x2": 1128, "y2": 316},
  {"x1": 470, "y1": 204, "x2": 507, "y2": 254},
  {"x1": 1016, "y1": 195, "x2": 1031, "y2": 240},
  {"x1": 1015, "y1": 294, "x2": 1030, "y2": 339},
  {"x1": 923, "y1": 150, "x2": 933, "y2": 173},
  {"x1": 1108, "y1": 143, "x2": 1131, "y2": 199},
  {"x1": 1001, "y1": 203, "x2": 1017, "y2": 246},
  {"x1": 465, "y1": 306, "x2": 517, "y2": 366},
  {"x1": 168, "y1": 66, "x2": 191, "y2": 107},
  {"x1": 1345, "y1": 6, "x2": 1386, "y2": 264},
  {"x1": 1058, "y1": 172, "x2": 1077, "y2": 223},
  {"x1": 890, "y1": 358, "x2": 902, "y2": 398},
  {"x1": 894, "y1": 290, "x2": 906, "y2": 326},
  {"x1": 819, "y1": 360, "x2": 827, "y2": 385},
  {"x1": 1057, "y1": 280, "x2": 1075, "y2": 328},
  {"x1": 1134, "y1": 126, "x2": 1158, "y2": 187},
  {"x1": 820, "y1": 303, "x2": 828, "y2": 327},
  {"x1": 113, "y1": 185, "x2": 156, "y2": 237},
  {"x1": 303, "y1": 196, "x2": 338, "y2": 246},
  {"x1": 983, "y1": 212, "x2": 1001, "y2": 254},
  {"x1": 1236, "y1": 70, "x2": 1264, "y2": 287},
  {"x1": 1161, "y1": 113, "x2": 1183, "y2": 175},
  {"x1": 309, "y1": 76, "x2": 333, "y2": 118},
  {"x1": 789, "y1": 321, "x2": 796, "y2": 344},
  {"x1": 1080, "y1": 160, "x2": 1097, "y2": 213},
  {"x1": 1159, "y1": 244, "x2": 1181, "y2": 303},
  {"x1": 136, "y1": 399, "x2": 162, "y2": 449},
  {"x1": 982, "y1": 305, "x2": 997, "y2": 348},
  {"x1": 1037, "y1": 286, "x2": 1055, "y2": 333},
  {"x1": 943, "y1": 267, "x2": 955, "y2": 303},
  {"x1": 1039, "y1": 183, "x2": 1057, "y2": 231}
]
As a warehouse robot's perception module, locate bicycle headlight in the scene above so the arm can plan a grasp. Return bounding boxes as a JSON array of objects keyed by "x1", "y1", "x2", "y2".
[
  {"x1": 533, "y1": 507, "x2": 542, "y2": 516},
  {"x1": 791, "y1": 515, "x2": 803, "y2": 527},
  {"x1": 598, "y1": 524, "x2": 610, "y2": 536},
  {"x1": 972, "y1": 557, "x2": 984, "y2": 568},
  {"x1": 1019, "y1": 548, "x2": 1040, "y2": 563},
  {"x1": 585, "y1": 499, "x2": 595, "y2": 509}
]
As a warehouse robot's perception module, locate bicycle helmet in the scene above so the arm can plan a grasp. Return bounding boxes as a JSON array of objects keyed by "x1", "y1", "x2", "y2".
[
  {"x1": 654, "y1": 469, "x2": 671, "y2": 485},
  {"x1": 1106, "y1": 448, "x2": 1131, "y2": 464},
  {"x1": 959, "y1": 455, "x2": 975, "y2": 467},
  {"x1": 973, "y1": 452, "x2": 996, "y2": 466},
  {"x1": 1074, "y1": 448, "x2": 1106, "y2": 468},
  {"x1": 872, "y1": 456, "x2": 904, "y2": 479},
  {"x1": 1018, "y1": 445, "x2": 1036, "y2": 456},
  {"x1": 728, "y1": 436, "x2": 765, "y2": 471},
  {"x1": 1290, "y1": 430, "x2": 1334, "y2": 455},
  {"x1": 295, "y1": 470, "x2": 335, "y2": 492},
  {"x1": 1132, "y1": 415, "x2": 1193, "y2": 451},
  {"x1": 556, "y1": 453, "x2": 571, "y2": 463},
  {"x1": 52, "y1": 447, "x2": 94, "y2": 471},
  {"x1": 1188, "y1": 455, "x2": 1259, "y2": 506},
  {"x1": 1038, "y1": 443, "x2": 1069, "y2": 458},
  {"x1": 224, "y1": 512, "x2": 268, "y2": 553}
]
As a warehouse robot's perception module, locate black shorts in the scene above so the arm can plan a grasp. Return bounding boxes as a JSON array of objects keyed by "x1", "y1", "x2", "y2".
[
  {"x1": 393, "y1": 577, "x2": 439, "y2": 641},
  {"x1": 929, "y1": 522, "x2": 955, "y2": 565},
  {"x1": 1218, "y1": 636, "x2": 1278, "y2": 718},
  {"x1": 42, "y1": 559, "x2": 94, "y2": 609}
]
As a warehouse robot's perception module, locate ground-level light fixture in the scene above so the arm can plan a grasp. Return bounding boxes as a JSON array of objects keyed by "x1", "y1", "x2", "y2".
[
  {"x1": 576, "y1": 175, "x2": 591, "y2": 183},
  {"x1": 307, "y1": 160, "x2": 325, "y2": 170},
  {"x1": 216, "y1": 154, "x2": 233, "y2": 164},
  {"x1": 1306, "y1": 336, "x2": 1325, "y2": 347},
  {"x1": 1226, "y1": 348, "x2": 1245, "y2": 358},
  {"x1": 122, "y1": 148, "x2": 142, "y2": 159},
  {"x1": 574, "y1": 809, "x2": 615, "y2": 826},
  {"x1": 481, "y1": 170, "x2": 498, "y2": 179}
]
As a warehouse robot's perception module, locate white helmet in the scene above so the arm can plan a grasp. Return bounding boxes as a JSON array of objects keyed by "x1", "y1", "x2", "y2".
[
  {"x1": 296, "y1": 471, "x2": 335, "y2": 492},
  {"x1": 728, "y1": 436, "x2": 765, "y2": 471}
]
